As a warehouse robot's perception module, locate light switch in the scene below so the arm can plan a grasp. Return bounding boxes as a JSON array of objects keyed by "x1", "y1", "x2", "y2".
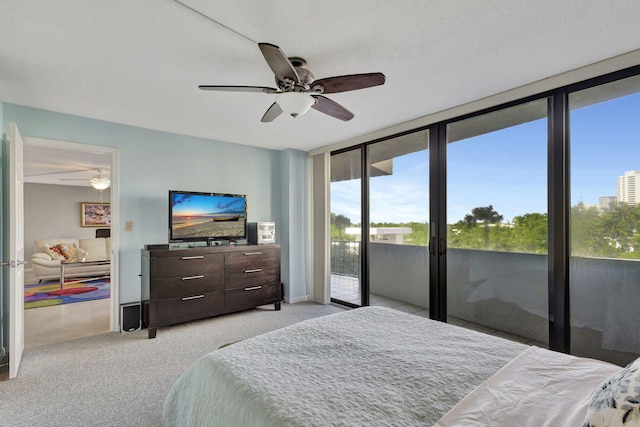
[{"x1": 125, "y1": 221, "x2": 133, "y2": 232}]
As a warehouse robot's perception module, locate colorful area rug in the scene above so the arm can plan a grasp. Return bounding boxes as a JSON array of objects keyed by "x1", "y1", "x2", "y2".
[{"x1": 24, "y1": 278, "x2": 110, "y2": 309}]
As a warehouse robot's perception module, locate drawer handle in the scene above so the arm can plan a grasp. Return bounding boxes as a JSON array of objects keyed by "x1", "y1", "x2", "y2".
[
  {"x1": 181, "y1": 275, "x2": 205, "y2": 281},
  {"x1": 244, "y1": 252, "x2": 262, "y2": 256},
  {"x1": 182, "y1": 294, "x2": 205, "y2": 301},
  {"x1": 244, "y1": 286, "x2": 263, "y2": 291},
  {"x1": 244, "y1": 268, "x2": 263, "y2": 274},
  {"x1": 181, "y1": 256, "x2": 205, "y2": 260}
]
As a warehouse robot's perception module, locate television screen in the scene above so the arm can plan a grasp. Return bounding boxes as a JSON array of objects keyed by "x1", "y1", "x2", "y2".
[{"x1": 169, "y1": 191, "x2": 247, "y2": 242}]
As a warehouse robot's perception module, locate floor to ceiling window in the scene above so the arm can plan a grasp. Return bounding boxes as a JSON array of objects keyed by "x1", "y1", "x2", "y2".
[
  {"x1": 367, "y1": 131, "x2": 429, "y2": 312},
  {"x1": 320, "y1": 64, "x2": 640, "y2": 365},
  {"x1": 445, "y1": 99, "x2": 549, "y2": 345},
  {"x1": 569, "y1": 74, "x2": 640, "y2": 366}
]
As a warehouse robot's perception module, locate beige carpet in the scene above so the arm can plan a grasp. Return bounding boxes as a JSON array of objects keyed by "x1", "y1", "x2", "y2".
[{"x1": 0, "y1": 302, "x2": 345, "y2": 427}]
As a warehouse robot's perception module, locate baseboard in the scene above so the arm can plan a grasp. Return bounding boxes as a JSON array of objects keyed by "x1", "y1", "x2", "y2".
[{"x1": 285, "y1": 295, "x2": 310, "y2": 304}]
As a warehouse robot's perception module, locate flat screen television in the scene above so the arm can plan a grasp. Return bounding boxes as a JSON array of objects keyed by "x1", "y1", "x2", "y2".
[{"x1": 169, "y1": 190, "x2": 247, "y2": 243}]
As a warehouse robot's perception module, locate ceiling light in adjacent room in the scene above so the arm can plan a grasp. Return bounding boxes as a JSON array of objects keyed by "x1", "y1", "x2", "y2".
[{"x1": 90, "y1": 176, "x2": 111, "y2": 190}]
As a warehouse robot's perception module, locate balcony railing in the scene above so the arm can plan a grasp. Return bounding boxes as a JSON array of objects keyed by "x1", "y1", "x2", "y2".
[{"x1": 330, "y1": 240, "x2": 360, "y2": 277}]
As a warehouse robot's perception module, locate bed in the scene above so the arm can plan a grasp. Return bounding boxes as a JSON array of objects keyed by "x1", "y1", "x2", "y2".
[{"x1": 163, "y1": 306, "x2": 640, "y2": 426}]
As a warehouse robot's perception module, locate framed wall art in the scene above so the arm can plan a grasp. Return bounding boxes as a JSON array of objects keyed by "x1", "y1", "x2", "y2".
[{"x1": 81, "y1": 202, "x2": 111, "y2": 227}]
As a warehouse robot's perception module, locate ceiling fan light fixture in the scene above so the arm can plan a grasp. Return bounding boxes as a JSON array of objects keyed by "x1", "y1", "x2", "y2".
[
  {"x1": 90, "y1": 176, "x2": 111, "y2": 190},
  {"x1": 276, "y1": 92, "x2": 315, "y2": 118}
]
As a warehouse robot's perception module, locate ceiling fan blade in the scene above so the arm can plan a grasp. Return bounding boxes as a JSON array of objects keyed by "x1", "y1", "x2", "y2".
[
  {"x1": 261, "y1": 102, "x2": 284, "y2": 123},
  {"x1": 25, "y1": 168, "x2": 93, "y2": 178},
  {"x1": 311, "y1": 95, "x2": 354, "y2": 121},
  {"x1": 198, "y1": 85, "x2": 279, "y2": 94},
  {"x1": 312, "y1": 72, "x2": 386, "y2": 94},
  {"x1": 258, "y1": 43, "x2": 300, "y2": 83}
]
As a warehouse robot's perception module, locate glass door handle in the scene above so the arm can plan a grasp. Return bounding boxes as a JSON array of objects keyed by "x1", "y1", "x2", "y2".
[{"x1": 438, "y1": 239, "x2": 446, "y2": 255}]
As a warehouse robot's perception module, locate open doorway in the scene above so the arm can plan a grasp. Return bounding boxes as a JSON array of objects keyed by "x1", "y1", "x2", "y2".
[{"x1": 22, "y1": 137, "x2": 119, "y2": 347}]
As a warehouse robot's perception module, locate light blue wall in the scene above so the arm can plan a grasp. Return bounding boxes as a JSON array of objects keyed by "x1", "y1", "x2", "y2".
[{"x1": 1, "y1": 104, "x2": 303, "y2": 304}]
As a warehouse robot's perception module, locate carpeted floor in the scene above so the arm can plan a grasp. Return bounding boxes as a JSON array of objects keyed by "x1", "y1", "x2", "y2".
[
  {"x1": 24, "y1": 279, "x2": 110, "y2": 309},
  {"x1": 0, "y1": 301, "x2": 346, "y2": 426}
]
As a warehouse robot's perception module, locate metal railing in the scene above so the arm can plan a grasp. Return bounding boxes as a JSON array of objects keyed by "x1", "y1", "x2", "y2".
[{"x1": 330, "y1": 240, "x2": 360, "y2": 277}]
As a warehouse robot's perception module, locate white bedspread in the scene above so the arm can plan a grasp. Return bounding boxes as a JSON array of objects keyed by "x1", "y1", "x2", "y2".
[
  {"x1": 434, "y1": 346, "x2": 620, "y2": 427},
  {"x1": 163, "y1": 306, "x2": 527, "y2": 426}
]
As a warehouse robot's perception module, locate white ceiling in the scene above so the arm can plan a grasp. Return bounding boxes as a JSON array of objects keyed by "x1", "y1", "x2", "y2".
[
  {"x1": 23, "y1": 144, "x2": 111, "y2": 187},
  {"x1": 2, "y1": 0, "x2": 640, "y2": 154}
]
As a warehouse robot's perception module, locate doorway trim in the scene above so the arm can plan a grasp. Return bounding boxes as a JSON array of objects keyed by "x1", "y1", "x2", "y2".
[{"x1": 23, "y1": 136, "x2": 120, "y2": 332}]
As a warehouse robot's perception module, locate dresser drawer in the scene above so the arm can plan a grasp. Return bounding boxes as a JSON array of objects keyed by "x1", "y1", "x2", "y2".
[
  {"x1": 225, "y1": 249, "x2": 278, "y2": 269},
  {"x1": 152, "y1": 271, "x2": 224, "y2": 299},
  {"x1": 153, "y1": 253, "x2": 223, "y2": 278},
  {"x1": 154, "y1": 291, "x2": 224, "y2": 326},
  {"x1": 225, "y1": 249, "x2": 279, "y2": 289},
  {"x1": 224, "y1": 283, "x2": 279, "y2": 310},
  {"x1": 225, "y1": 266, "x2": 278, "y2": 289}
]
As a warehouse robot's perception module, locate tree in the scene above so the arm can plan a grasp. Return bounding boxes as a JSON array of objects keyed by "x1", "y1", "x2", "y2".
[
  {"x1": 512, "y1": 213, "x2": 547, "y2": 253},
  {"x1": 570, "y1": 202, "x2": 605, "y2": 256},
  {"x1": 448, "y1": 205, "x2": 504, "y2": 250},
  {"x1": 568, "y1": 202, "x2": 640, "y2": 259},
  {"x1": 598, "y1": 202, "x2": 640, "y2": 256},
  {"x1": 470, "y1": 205, "x2": 504, "y2": 246},
  {"x1": 331, "y1": 213, "x2": 351, "y2": 240},
  {"x1": 449, "y1": 220, "x2": 485, "y2": 249},
  {"x1": 463, "y1": 214, "x2": 476, "y2": 228}
]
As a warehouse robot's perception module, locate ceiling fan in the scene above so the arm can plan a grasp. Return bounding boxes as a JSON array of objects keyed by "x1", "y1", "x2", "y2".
[
  {"x1": 57, "y1": 169, "x2": 111, "y2": 189},
  {"x1": 199, "y1": 43, "x2": 386, "y2": 122}
]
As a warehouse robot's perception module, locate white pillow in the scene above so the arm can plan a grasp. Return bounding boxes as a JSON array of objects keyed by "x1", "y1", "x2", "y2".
[{"x1": 582, "y1": 357, "x2": 640, "y2": 427}]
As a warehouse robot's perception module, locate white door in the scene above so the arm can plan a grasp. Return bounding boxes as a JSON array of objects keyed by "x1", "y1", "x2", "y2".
[{"x1": 8, "y1": 122, "x2": 25, "y2": 379}]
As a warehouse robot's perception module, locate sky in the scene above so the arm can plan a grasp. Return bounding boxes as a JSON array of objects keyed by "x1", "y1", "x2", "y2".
[{"x1": 331, "y1": 91, "x2": 640, "y2": 225}]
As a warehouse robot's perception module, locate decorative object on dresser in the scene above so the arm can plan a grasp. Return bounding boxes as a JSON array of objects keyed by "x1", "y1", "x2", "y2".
[
  {"x1": 247, "y1": 222, "x2": 275, "y2": 245},
  {"x1": 141, "y1": 244, "x2": 281, "y2": 339}
]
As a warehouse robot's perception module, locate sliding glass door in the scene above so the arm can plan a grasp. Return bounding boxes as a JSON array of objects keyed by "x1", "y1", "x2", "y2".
[
  {"x1": 367, "y1": 131, "x2": 429, "y2": 313},
  {"x1": 329, "y1": 131, "x2": 429, "y2": 309},
  {"x1": 569, "y1": 74, "x2": 640, "y2": 365},
  {"x1": 330, "y1": 149, "x2": 362, "y2": 306},
  {"x1": 446, "y1": 99, "x2": 549, "y2": 344}
]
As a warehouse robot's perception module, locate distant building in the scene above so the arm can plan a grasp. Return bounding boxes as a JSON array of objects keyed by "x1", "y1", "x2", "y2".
[
  {"x1": 599, "y1": 196, "x2": 616, "y2": 210},
  {"x1": 346, "y1": 227, "x2": 412, "y2": 244},
  {"x1": 616, "y1": 170, "x2": 640, "y2": 204}
]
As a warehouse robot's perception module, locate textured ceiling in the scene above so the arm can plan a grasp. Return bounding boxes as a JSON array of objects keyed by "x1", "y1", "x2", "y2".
[{"x1": 2, "y1": 1, "x2": 640, "y2": 153}]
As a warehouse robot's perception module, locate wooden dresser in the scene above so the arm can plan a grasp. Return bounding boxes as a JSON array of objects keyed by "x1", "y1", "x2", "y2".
[{"x1": 141, "y1": 244, "x2": 281, "y2": 338}]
